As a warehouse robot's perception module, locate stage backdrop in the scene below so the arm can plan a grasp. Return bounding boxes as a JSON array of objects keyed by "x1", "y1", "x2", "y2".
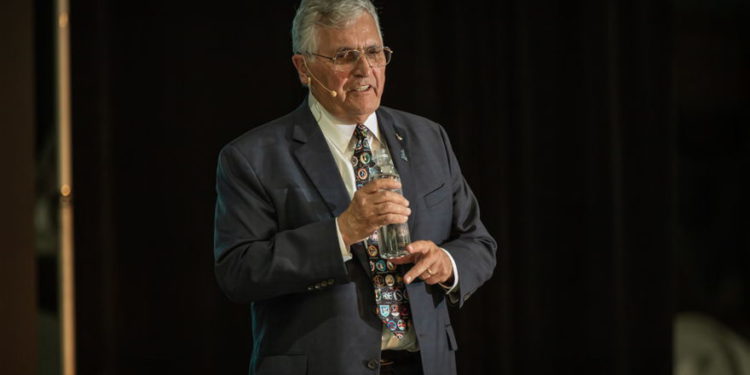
[{"x1": 67, "y1": 0, "x2": 747, "y2": 373}]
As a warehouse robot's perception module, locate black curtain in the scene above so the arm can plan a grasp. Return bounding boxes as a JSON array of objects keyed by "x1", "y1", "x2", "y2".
[{"x1": 69, "y1": 0, "x2": 747, "y2": 374}]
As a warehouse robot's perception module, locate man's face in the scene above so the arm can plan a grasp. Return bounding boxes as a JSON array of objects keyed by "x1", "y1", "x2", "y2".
[{"x1": 293, "y1": 12, "x2": 386, "y2": 124}]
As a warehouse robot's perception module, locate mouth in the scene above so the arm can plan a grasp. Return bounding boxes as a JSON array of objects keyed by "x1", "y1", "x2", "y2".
[{"x1": 350, "y1": 84, "x2": 373, "y2": 93}]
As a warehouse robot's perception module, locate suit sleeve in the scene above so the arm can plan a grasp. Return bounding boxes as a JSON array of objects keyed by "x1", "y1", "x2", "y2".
[
  {"x1": 213, "y1": 144, "x2": 349, "y2": 303},
  {"x1": 437, "y1": 126, "x2": 498, "y2": 308}
]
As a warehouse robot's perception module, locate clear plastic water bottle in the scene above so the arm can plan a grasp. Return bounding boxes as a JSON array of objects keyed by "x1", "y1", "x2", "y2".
[{"x1": 371, "y1": 148, "x2": 411, "y2": 259}]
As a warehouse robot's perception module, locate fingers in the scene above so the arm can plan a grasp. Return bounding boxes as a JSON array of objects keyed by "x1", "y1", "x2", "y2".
[
  {"x1": 371, "y1": 190, "x2": 409, "y2": 207},
  {"x1": 352, "y1": 183, "x2": 410, "y2": 225},
  {"x1": 357, "y1": 188, "x2": 409, "y2": 215},
  {"x1": 388, "y1": 254, "x2": 416, "y2": 265},
  {"x1": 338, "y1": 181, "x2": 411, "y2": 245},
  {"x1": 404, "y1": 259, "x2": 446, "y2": 285},
  {"x1": 374, "y1": 202, "x2": 411, "y2": 218},
  {"x1": 389, "y1": 242, "x2": 427, "y2": 266},
  {"x1": 402, "y1": 241, "x2": 453, "y2": 285},
  {"x1": 363, "y1": 201, "x2": 409, "y2": 227},
  {"x1": 404, "y1": 241, "x2": 430, "y2": 255},
  {"x1": 420, "y1": 267, "x2": 435, "y2": 281},
  {"x1": 359, "y1": 178, "x2": 402, "y2": 194}
]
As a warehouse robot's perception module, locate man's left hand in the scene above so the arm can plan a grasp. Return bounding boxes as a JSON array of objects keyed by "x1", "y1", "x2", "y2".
[{"x1": 389, "y1": 240, "x2": 454, "y2": 285}]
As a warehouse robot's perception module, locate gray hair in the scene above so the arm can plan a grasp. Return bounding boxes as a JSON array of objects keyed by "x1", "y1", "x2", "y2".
[{"x1": 291, "y1": 0, "x2": 383, "y2": 54}]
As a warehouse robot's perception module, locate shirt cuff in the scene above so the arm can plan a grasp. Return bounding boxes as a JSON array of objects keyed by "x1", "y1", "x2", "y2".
[
  {"x1": 438, "y1": 247, "x2": 459, "y2": 293},
  {"x1": 335, "y1": 218, "x2": 353, "y2": 262}
]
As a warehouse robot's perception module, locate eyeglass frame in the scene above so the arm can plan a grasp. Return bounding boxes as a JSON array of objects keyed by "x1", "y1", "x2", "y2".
[{"x1": 303, "y1": 46, "x2": 394, "y2": 70}]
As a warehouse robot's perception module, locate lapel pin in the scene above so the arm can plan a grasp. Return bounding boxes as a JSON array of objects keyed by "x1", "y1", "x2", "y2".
[{"x1": 395, "y1": 132, "x2": 403, "y2": 141}]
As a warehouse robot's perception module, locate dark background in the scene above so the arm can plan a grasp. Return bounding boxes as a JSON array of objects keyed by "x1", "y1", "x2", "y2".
[{"x1": 24, "y1": 0, "x2": 747, "y2": 373}]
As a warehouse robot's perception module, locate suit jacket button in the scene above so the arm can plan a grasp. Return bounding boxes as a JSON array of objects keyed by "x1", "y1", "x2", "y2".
[{"x1": 366, "y1": 359, "x2": 378, "y2": 370}]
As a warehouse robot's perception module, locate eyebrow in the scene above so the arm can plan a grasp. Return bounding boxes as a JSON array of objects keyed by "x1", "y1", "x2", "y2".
[{"x1": 334, "y1": 44, "x2": 382, "y2": 53}]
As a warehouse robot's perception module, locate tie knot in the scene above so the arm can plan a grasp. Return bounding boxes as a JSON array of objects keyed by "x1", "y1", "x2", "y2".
[{"x1": 354, "y1": 124, "x2": 370, "y2": 141}]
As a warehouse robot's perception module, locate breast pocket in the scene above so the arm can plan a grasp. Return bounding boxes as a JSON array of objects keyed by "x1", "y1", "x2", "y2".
[
  {"x1": 423, "y1": 183, "x2": 450, "y2": 208},
  {"x1": 419, "y1": 183, "x2": 452, "y2": 242}
]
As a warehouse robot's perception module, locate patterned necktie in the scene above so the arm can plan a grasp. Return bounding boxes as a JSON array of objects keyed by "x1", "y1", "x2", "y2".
[{"x1": 352, "y1": 124, "x2": 411, "y2": 339}]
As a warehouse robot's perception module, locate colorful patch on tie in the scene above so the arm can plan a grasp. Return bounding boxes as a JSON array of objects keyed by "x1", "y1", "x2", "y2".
[
  {"x1": 385, "y1": 274, "x2": 395, "y2": 286},
  {"x1": 386, "y1": 261, "x2": 395, "y2": 271},
  {"x1": 383, "y1": 290, "x2": 395, "y2": 301},
  {"x1": 393, "y1": 290, "x2": 403, "y2": 301},
  {"x1": 351, "y1": 155, "x2": 358, "y2": 166},
  {"x1": 400, "y1": 306, "x2": 409, "y2": 317},
  {"x1": 396, "y1": 275, "x2": 403, "y2": 283},
  {"x1": 367, "y1": 245, "x2": 378, "y2": 257},
  {"x1": 373, "y1": 275, "x2": 384, "y2": 287},
  {"x1": 375, "y1": 260, "x2": 387, "y2": 272},
  {"x1": 374, "y1": 289, "x2": 381, "y2": 300},
  {"x1": 360, "y1": 153, "x2": 371, "y2": 164},
  {"x1": 397, "y1": 320, "x2": 406, "y2": 330},
  {"x1": 387, "y1": 320, "x2": 397, "y2": 331},
  {"x1": 357, "y1": 168, "x2": 368, "y2": 181},
  {"x1": 379, "y1": 305, "x2": 391, "y2": 318},
  {"x1": 369, "y1": 260, "x2": 375, "y2": 272}
]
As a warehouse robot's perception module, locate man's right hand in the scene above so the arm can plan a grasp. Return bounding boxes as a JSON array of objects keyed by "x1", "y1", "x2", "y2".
[{"x1": 337, "y1": 178, "x2": 411, "y2": 248}]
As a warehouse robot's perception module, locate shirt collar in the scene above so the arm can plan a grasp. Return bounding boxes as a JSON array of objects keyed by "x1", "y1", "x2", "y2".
[{"x1": 308, "y1": 92, "x2": 380, "y2": 153}]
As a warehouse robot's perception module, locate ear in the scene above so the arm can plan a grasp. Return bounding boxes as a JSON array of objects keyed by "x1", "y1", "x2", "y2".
[{"x1": 291, "y1": 54, "x2": 310, "y2": 87}]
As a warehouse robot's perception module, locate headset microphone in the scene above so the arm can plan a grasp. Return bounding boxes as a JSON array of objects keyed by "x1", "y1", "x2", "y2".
[
  {"x1": 303, "y1": 58, "x2": 337, "y2": 98},
  {"x1": 307, "y1": 75, "x2": 337, "y2": 98}
]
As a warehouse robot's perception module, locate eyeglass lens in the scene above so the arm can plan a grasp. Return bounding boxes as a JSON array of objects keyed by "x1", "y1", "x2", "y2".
[{"x1": 336, "y1": 48, "x2": 392, "y2": 67}]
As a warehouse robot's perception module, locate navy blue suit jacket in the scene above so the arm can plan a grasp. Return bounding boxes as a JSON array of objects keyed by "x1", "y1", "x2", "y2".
[{"x1": 214, "y1": 100, "x2": 496, "y2": 375}]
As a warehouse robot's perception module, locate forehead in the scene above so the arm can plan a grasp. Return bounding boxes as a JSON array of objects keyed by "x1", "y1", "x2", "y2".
[{"x1": 316, "y1": 12, "x2": 382, "y2": 52}]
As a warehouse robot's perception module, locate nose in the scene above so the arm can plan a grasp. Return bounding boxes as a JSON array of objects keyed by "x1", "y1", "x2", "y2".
[{"x1": 351, "y1": 51, "x2": 373, "y2": 77}]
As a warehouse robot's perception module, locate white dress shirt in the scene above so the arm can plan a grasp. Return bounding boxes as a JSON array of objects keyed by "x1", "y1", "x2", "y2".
[{"x1": 308, "y1": 93, "x2": 458, "y2": 351}]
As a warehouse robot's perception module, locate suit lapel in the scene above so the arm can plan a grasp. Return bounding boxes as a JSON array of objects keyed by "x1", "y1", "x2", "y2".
[
  {"x1": 291, "y1": 102, "x2": 373, "y2": 276},
  {"x1": 291, "y1": 102, "x2": 350, "y2": 217},
  {"x1": 377, "y1": 109, "x2": 417, "y2": 232}
]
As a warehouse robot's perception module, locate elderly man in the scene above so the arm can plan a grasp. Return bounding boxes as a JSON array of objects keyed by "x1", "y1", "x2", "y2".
[{"x1": 213, "y1": 1, "x2": 497, "y2": 374}]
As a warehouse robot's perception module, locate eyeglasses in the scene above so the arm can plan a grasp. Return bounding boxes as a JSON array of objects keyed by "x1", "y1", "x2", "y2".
[{"x1": 307, "y1": 46, "x2": 393, "y2": 71}]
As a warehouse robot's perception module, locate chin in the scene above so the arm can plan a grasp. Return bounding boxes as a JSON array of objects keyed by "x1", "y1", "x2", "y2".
[
  {"x1": 354, "y1": 106, "x2": 379, "y2": 118},
  {"x1": 358, "y1": 100, "x2": 381, "y2": 114}
]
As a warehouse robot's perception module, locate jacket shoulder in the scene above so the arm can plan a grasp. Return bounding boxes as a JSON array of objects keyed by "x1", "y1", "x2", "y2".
[
  {"x1": 224, "y1": 110, "x2": 298, "y2": 152},
  {"x1": 379, "y1": 106, "x2": 441, "y2": 129},
  {"x1": 378, "y1": 106, "x2": 447, "y2": 142}
]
